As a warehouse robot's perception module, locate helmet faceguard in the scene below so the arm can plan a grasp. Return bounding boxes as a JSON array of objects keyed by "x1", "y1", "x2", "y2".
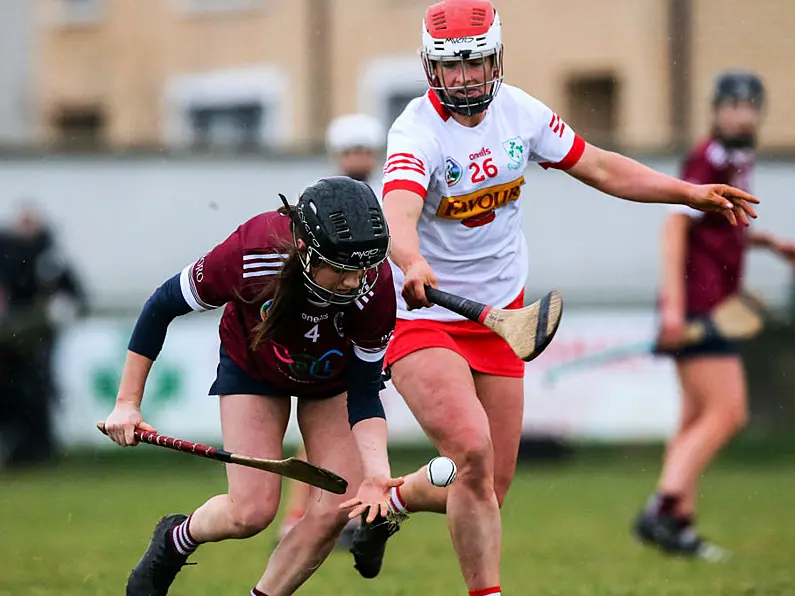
[
  {"x1": 712, "y1": 71, "x2": 765, "y2": 109},
  {"x1": 292, "y1": 222, "x2": 386, "y2": 306},
  {"x1": 421, "y1": 0, "x2": 504, "y2": 116},
  {"x1": 280, "y1": 177, "x2": 391, "y2": 305},
  {"x1": 711, "y1": 71, "x2": 765, "y2": 150}
]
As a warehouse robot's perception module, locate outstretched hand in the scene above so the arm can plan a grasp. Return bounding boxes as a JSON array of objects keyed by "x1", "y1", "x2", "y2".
[
  {"x1": 339, "y1": 475, "x2": 404, "y2": 523},
  {"x1": 687, "y1": 184, "x2": 759, "y2": 226}
]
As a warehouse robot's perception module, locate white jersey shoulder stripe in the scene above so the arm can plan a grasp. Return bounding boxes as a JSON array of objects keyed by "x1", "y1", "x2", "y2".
[
  {"x1": 179, "y1": 262, "x2": 218, "y2": 312},
  {"x1": 242, "y1": 270, "x2": 278, "y2": 279},
  {"x1": 243, "y1": 253, "x2": 287, "y2": 261}
]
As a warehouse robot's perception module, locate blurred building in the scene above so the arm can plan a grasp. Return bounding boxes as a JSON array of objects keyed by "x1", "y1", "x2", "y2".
[
  {"x1": 0, "y1": 0, "x2": 36, "y2": 145},
  {"x1": 36, "y1": 0, "x2": 795, "y2": 154}
]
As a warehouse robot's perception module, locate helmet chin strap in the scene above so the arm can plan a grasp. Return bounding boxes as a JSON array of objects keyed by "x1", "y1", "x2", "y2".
[
  {"x1": 443, "y1": 92, "x2": 492, "y2": 116},
  {"x1": 720, "y1": 133, "x2": 757, "y2": 150},
  {"x1": 302, "y1": 272, "x2": 373, "y2": 306},
  {"x1": 298, "y1": 246, "x2": 375, "y2": 306},
  {"x1": 344, "y1": 170, "x2": 371, "y2": 183}
]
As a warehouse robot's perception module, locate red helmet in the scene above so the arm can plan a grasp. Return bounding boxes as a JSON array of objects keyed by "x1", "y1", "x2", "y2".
[{"x1": 421, "y1": 0, "x2": 504, "y2": 116}]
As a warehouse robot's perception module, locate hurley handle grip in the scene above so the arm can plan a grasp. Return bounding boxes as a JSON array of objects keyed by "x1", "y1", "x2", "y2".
[
  {"x1": 96, "y1": 422, "x2": 218, "y2": 458},
  {"x1": 424, "y1": 285, "x2": 489, "y2": 323}
]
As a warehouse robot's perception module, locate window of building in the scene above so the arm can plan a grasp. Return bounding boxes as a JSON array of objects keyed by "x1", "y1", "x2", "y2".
[
  {"x1": 163, "y1": 66, "x2": 289, "y2": 151},
  {"x1": 187, "y1": 103, "x2": 264, "y2": 151},
  {"x1": 180, "y1": 0, "x2": 267, "y2": 15},
  {"x1": 385, "y1": 91, "x2": 422, "y2": 128},
  {"x1": 57, "y1": 0, "x2": 103, "y2": 25},
  {"x1": 358, "y1": 55, "x2": 427, "y2": 130},
  {"x1": 565, "y1": 74, "x2": 619, "y2": 149},
  {"x1": 52, "y1": 105, "x2": 105, "y2": 148}
]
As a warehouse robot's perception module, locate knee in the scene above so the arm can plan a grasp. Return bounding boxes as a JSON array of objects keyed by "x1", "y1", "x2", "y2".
[
  {"x1": 493, "y1": 469, "x2": 515, "y2": 508},
  {"x1": 446, "y1": 430, "x2": 495, "y2": 496},
  {"x1": 228, "y1": 498, "x2": 279, "y2": 539},
  {"x1": 726, "y1": 401, "x2": 749, "y2": 434},
  {"x1": 302, "y1": 499, "x2": 351, "y2": 539},
  {"x1": 705, "y1": 398, "x2": 747, "y2": 437}
]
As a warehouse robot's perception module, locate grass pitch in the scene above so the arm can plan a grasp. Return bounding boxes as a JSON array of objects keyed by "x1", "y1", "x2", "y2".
[{"x1": 2, "y1": 442, "x2": 794, "y2": 595}]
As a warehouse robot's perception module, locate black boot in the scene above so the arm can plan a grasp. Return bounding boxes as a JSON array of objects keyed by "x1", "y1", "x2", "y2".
[{"x1": 126, "y1": 514, "x2": 195, "y2": 595}]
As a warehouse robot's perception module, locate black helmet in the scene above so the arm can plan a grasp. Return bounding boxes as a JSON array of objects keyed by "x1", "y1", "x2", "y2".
[
  {"x1": 712, "y1": 71, "x2": 765, "y2": 108},
  {"x1": 281, "y1": 176, "x2": 391, "y2": 305}
]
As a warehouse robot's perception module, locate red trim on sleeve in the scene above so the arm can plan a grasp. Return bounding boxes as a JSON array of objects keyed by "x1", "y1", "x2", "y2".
[
  {"x1": 384, "y1": 164, "x2": 427, "y2": 176},
  {"x1": 383, "y1": 180, "x2": 428, "y2": 200},
  {"x1": 540, "y1": 134, "x2": 586, "y2": 171}
]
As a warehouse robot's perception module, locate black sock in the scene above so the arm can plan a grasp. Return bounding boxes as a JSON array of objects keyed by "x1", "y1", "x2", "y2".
[
  {"x1": 675, "y1": 514, "x2": 694, "y2": 530},
  {"x1": 655, "y1": 493, "x2": 681, "y2": 516}
]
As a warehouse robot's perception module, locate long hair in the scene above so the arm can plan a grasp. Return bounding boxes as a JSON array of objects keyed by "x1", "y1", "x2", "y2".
[{"x1": 249, "y1": 204, "x2": 307, "y2": 350}]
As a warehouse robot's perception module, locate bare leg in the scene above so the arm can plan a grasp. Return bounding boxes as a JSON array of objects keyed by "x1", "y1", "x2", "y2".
[
  {"x1": 278, "y1": 443, "x2": 311, "y2": 539},
  {"x1": 396, "y1": 372, "x2": 524, "y2": 512},
  {"x1": 256, "y1": 392, "x2": 363, "y2": 595},
  {"x1": 189, "y1": 394, "x2": 291, "y2": 543},
  {"x1": 656, "y1": 372, "x2": 703, "y2": 517},
  {"x1": 390, "y1": 348, "x2": 501, "y2": 590},
  {"x1": 658, "y1": 356, "x2": 748, "y2": 513}
]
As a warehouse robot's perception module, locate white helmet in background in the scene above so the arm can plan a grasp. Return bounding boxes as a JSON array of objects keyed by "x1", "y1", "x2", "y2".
[
  {"x1": 325, "y1": 114, "x2": 386, "y2": 155},
  {"x1": 421, "y1": 0, "x2": 504, "y2": 116}
]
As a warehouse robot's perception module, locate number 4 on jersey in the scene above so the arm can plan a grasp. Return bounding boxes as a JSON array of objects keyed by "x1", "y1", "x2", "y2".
[{"x1": 304, "y1": 324, "x2": 320, "y2": 343}]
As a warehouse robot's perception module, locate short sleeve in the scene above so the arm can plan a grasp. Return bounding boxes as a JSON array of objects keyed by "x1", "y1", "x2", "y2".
[
  {"x1": 382, "y1": 120, "x2": 436, "y2": 200},
  {"x1": 179, "y1": 229, "x2": 243, "y2": 311},
  {"x1": 348, "y1": 263, "x2": 397, "y2": 362},
  {"x1": 519, "y1": 93, "x2": 585, "y2": 171}
]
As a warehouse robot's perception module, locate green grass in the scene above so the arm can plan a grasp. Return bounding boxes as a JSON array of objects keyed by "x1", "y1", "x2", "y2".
[{"x1": 2, "y1": 445, "x2": 794, "y2": 595}]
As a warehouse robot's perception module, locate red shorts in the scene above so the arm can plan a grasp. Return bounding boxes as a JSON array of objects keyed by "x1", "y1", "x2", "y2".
[{"x1": 385, "y1": 291, "x2": 525, "y2": 378}]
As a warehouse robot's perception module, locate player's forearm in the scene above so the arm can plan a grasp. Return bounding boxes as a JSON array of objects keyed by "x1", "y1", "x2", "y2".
[
  {"x1": 575, "y1": 147, "x2": 697, "y2": 206},
  {"x1": 382, "y1": 194, "x2": 426, "y2": 274},
  {"x1": 351, "y1": 417, "x2": 391, "y2": 480},
  {"x1": 660, "y1": 215, "x2": 688, "y2": 315},
  {"x1": 116, "y1": 350, "x2": 154, "y2": 409},
  {"x1": 748, "y1": 231, "x2": 774, "y2": 249}
]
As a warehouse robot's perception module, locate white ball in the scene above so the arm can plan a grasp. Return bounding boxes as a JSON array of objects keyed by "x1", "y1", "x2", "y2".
[{"x1": 426, "y1": 456, "x2": 457, "y2": 487}]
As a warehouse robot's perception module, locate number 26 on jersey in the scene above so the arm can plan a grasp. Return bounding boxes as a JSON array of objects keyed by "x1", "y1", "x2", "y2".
[{"x1": 469, "y1": 158, "x2": 498, "y2": 183}]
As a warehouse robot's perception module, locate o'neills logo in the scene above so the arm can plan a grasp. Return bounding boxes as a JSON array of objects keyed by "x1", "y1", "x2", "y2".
[
  {"x1": 469, "y1": 147, "x2": 491, "y2": 160},
  {"x1": 435, "y1": 177, "x2": 524, "y2": 222}
]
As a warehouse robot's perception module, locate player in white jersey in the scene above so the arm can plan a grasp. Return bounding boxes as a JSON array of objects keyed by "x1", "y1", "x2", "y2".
[
  {"x1": 278, "y1": 113, "x2": 387, "y2": 550},
  {"x1": 347, "y1": 1, "x2": 760, "y2": 593}
]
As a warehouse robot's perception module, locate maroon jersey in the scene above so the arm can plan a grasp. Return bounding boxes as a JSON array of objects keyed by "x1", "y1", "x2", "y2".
[
  {"x1": 179, "y1": 211, "x2": 396, "y2": 397},
  {"x1": 677, "y1": 139, "x2": 754, "y2": 314}
]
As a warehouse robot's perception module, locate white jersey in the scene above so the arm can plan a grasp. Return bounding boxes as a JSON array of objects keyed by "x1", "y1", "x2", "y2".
[{"x1": 382, "y1": 84, "x2": 584, "y2": 321}]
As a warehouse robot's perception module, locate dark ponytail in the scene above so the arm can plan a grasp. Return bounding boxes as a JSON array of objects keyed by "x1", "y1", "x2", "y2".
[{"x1": 249, "y1": 203, "x2": 307, "y2": 350}]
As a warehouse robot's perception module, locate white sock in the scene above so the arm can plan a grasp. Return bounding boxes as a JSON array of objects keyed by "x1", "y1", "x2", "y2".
[{"x1": 387, "y1": 485, "x2": 411, "y2": 515}]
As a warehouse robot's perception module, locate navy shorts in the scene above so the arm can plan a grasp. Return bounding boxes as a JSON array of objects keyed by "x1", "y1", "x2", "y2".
[
  {"x1": 655, "y1": 312, "x2": 739, "y2": 361},
  {"x1": 209, "y1": 345, "x2": 343, "y2": 400}
]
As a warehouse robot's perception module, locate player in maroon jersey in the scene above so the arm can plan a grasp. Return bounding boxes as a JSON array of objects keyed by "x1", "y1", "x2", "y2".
[
  {"x1": 102, "y1": 177, "x2": 402, "y2": 595},
  {"x1": 278, "y1": 114, "x2": 387, "y2": 550},
  {"x1": 634, "y1": 71, "x2": 795, "y2": 561}
]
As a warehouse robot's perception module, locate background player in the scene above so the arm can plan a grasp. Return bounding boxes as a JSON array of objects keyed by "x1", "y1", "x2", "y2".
[
  {"x1": 103, "y1": 177, "x2": 402, "y2": 595},
  {"x1": 633, "y1": 71, "x2": 795, "y2": 561},
  {"x1": 325, "y1": 113, "x2": 386, "y2": 188},
  {"x1": 277, "y1": 113, "x2": 387, "y2": 549},
  {"x1": 349, "y1": 2, "x2": 760, "y2": 594}
]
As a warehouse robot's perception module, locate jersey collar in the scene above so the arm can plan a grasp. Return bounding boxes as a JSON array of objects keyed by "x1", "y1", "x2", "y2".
[{"x1": 427, "y1": 89, "x2": 451, "y2": 122}]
